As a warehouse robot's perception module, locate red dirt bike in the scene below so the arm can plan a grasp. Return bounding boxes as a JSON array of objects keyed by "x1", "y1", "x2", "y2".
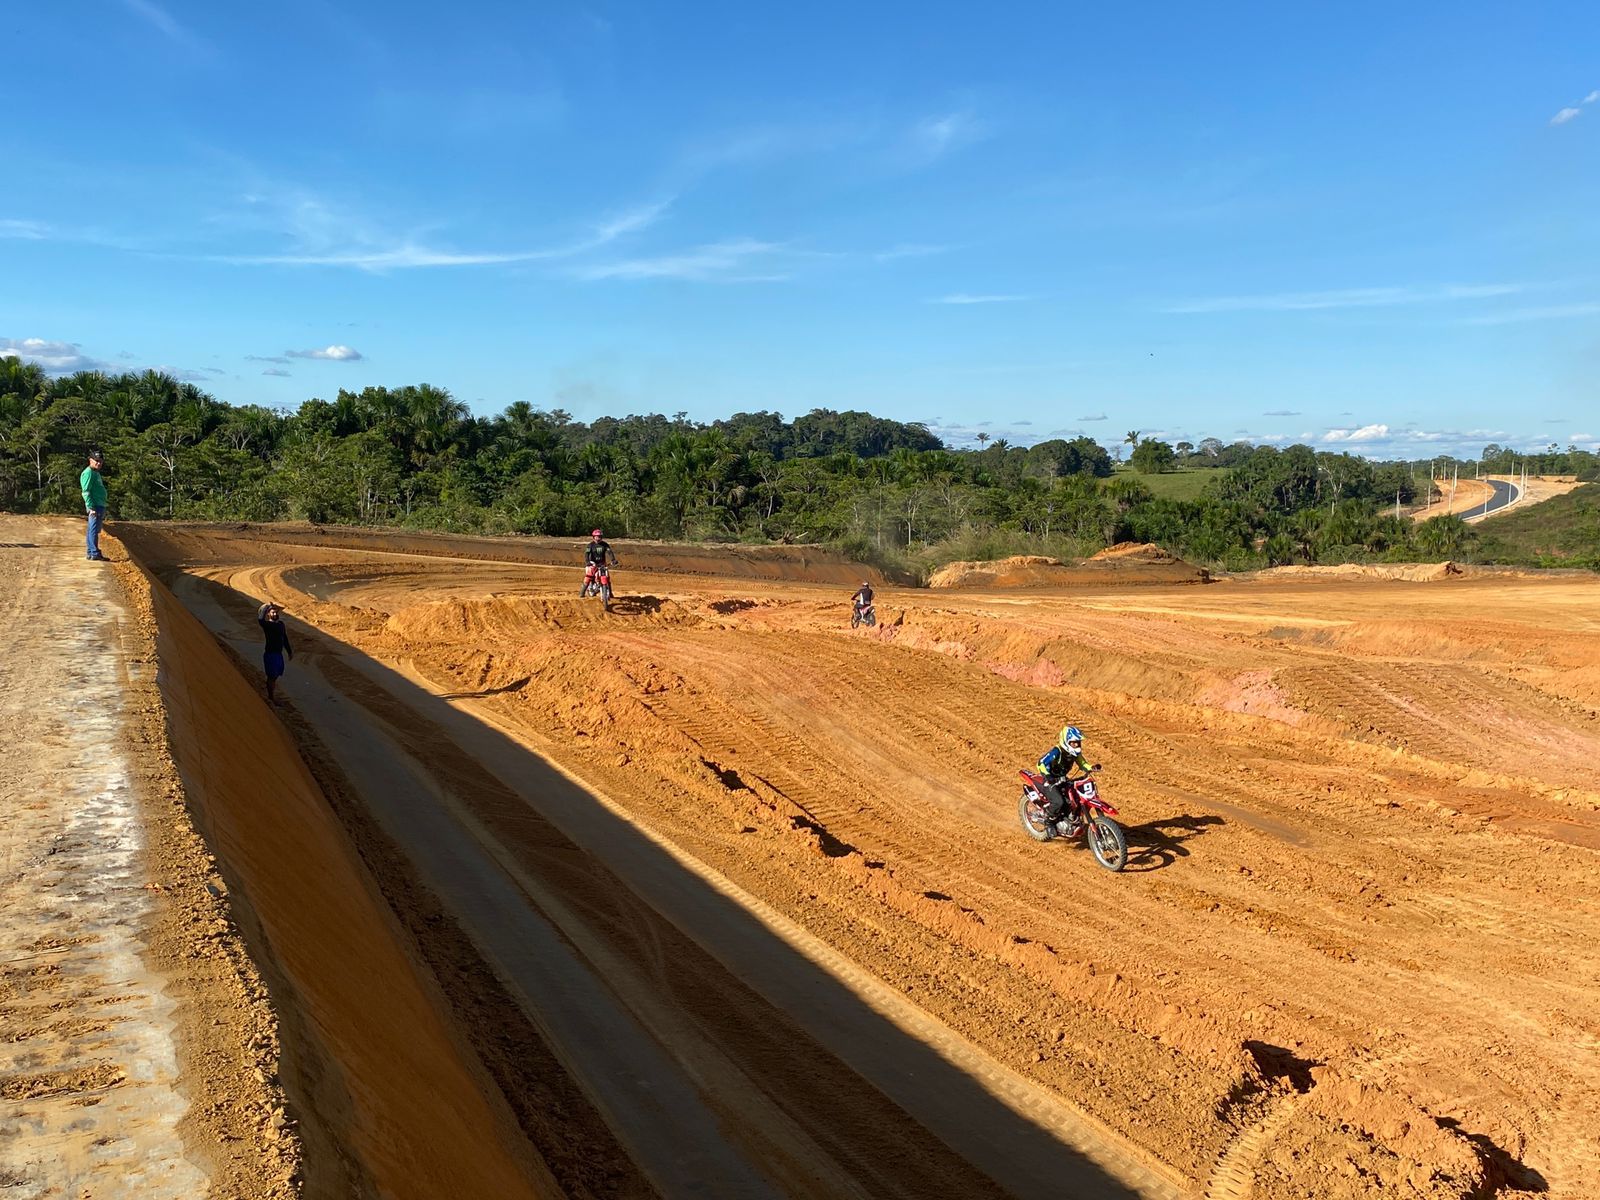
[
  {"x1": 851, "y1": 601, "x2": 877, "y2": 629},
  {"x1": 1017, "y1": 769, "x2": 1128, "y2": 871},
  {"x1": 581, "y1": 563, "x2": 614, "y2": 608}
]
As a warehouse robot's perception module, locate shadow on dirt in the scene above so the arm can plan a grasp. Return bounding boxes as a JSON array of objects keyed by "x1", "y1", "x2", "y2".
[
  {"x1": 709, "y1": 598, "x2": 758, "y2": 614},
  {"x1": 604, "y1": 595, "x2": 665, "y2": 616},
  {"x1": 437, "y1": 676, "x2": 531, "y2": 700},
  {"x1": 1435, "y1": 1118, "x2": 1549, "y2": 1195},
  {"x1": 1121, "y1": 813, "x2": 1224, "y2": 873},
  {"x1": 137, "y1": 547, "x2": 1154, "y2": 1199}
]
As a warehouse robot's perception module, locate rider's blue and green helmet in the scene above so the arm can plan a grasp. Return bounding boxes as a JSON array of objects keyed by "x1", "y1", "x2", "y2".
[{"x1": 1058, "y1": 725, "x2": 1083, "y2": 754}]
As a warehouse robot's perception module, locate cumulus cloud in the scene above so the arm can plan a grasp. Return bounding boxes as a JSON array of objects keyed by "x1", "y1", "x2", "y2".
[
  {"x1": 1321, "y1": 423, "x2": 1391, "y2": 443},
  {"x1": 930, "y1": 293, "x2": 1030, "y2": 305},
  {"x1": 0, "y1": 337, "x2": 114, "y2": 374},
  {"x1": 286, "y1": 345, "x2": 363, "y2": 361}
]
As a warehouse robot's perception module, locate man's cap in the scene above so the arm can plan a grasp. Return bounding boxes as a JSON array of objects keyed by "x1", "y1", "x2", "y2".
[{"x1": 88, "y1": 450, "x2": 103, "y2": 462}]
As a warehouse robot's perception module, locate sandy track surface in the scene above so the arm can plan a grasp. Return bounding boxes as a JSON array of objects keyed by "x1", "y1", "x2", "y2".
[
  {"x1": 119, "y1": 523, "x2": 1600, "y2": 1199},
  {"x1": 0, "y1": 517, "x2": 293, "y2": 1198}
]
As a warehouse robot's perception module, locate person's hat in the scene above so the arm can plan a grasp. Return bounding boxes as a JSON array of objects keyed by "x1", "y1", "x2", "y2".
[{"x1": 88, "y1": 449, "x2": 103, "y2": 462}]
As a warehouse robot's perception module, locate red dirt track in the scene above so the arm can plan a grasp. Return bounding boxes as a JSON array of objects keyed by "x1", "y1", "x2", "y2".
[{"x1": 118, "y1": 522, "x2": 1600, "y2": 1199}]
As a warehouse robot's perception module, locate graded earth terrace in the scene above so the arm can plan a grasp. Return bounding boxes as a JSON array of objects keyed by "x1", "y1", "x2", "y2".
[{"x1": 45, "y1": 519, "x2": 1600, "y2": 1199}]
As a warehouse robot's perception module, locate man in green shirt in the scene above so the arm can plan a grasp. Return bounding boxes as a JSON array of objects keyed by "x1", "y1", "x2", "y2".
[{"x1": 81, "y1": 450, "x2": 107, "y2": 561}]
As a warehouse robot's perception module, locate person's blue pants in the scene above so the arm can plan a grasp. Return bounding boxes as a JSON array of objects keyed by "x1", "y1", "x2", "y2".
[{"x1": 86, "y1": 506, "x2": 104, "y2": 558}]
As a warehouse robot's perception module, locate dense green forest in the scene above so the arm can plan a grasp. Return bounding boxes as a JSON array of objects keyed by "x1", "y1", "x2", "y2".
[{"x1": 2, "y1": 358, "x2": 1593, "y2": 573}]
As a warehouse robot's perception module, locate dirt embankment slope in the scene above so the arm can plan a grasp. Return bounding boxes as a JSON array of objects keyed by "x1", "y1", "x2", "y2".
[
  {"x1": 114, "y1": 520, "x2": 1600, "y2": 1199},
  {"x1": 116, "y1": 538, "x2": 584, "y2": 1199}
]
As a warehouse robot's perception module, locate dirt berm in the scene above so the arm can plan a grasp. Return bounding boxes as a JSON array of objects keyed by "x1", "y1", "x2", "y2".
[
  {"x1": 929, "y1": 544, "x2": 1210, "y2": 588},
  {"x1": 171, "y1": 521, "x2": 908, "y2": 585}
]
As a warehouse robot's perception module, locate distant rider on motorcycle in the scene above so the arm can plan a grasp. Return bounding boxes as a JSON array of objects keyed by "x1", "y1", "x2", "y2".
[
  {"x1": 851, "y1": 580, "x2": 874, "y2": 617},
  {"x1": 1037, "y1": 725, "x2": 1099, "y2": 821},
  {"x1": 582, "y1": 529, "x2": 618, "y2": 594}
]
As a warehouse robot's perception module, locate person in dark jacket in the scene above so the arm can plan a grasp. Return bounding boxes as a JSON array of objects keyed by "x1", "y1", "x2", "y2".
[{"x1": 258, "y1": 602, "x2": 293, "y2": 703}]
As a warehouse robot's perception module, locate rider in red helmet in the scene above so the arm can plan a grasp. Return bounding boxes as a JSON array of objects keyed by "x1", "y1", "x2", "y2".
[{"x1": 582, "y1": 528, "x2": 618, "y2": 594}]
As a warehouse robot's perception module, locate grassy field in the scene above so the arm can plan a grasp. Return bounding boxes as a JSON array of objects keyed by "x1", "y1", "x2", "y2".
[
  {"x1": 1471, "y1": 484, "x2": 1599, "y2": 568},
  {"x1": 1109, "y1": 465, "x2": 1233, "y2": 501}
]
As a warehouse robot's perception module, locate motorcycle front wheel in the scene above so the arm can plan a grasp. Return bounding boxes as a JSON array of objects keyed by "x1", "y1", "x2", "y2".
[
  {"x1": 1088, "y1": 815, "x2": 1127, "y2": 872},
  {"x1": 1018, "y1": 791, "x2": 1054, "y2": 841}
]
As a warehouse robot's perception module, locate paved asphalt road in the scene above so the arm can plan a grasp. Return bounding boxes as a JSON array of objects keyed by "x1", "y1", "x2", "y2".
[{"x1": 1458, "y1": 478, "x2": 1518, "y2": 521}]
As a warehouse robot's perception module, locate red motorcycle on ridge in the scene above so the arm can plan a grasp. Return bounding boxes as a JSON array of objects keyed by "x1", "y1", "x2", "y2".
[
  {"x1": 1017, "y1": 769, "x2": 1128, "y2": 871},
  {"x1": 581, "y1": 563, "x2": 614, "y2": 609}
]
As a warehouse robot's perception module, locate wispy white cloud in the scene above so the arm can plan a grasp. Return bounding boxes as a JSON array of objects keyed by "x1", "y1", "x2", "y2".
[
  {"x1": 286, "y1": 345, "x2": 363, "y2": 361},
  {"x1": 261, "y1": 367, "x2": 291, "y2": 377},
  {"x1": 117, "y1": 0, "x2": 212, "y2": 56},
  {"x1": 1263, "y1": 409, "x2": 1301, "y2": 416},
  {"x1": 911, "y1": 111, "x2": 986, "y2": 162},
  {"x1": 574, "y1": 238, "x2": 794, "y2": 282},
  {"x1": 1587, "y1": 90, "x2": 1600, "y2": 104},
  {"x1": 930, "y1": 293, "x2": 1030, "y2": 305},
  {"x1": 215, "y1": 191, "x2": 670, "y2": 271},
  {"x1": 245, "y1": 354, "x2": 291, "y2": 364},
  {"x1": 373, "y1": 86, "x2": 565, "y2": 137},
  {"x1": 0, "y1": 337, "x2": 114, "y2": 374},
  {"x1": 1461, "y1": 301, "x2": 1600, "y2": 324},
  {"x1": 874, "y1": 243, "x2": 949, "y2": 262},
  {"x1": 1163, "y1": 283, "x2": 1522, "y2": 313},
  {"x1": 1552, "y1": 106, "x2": 1583, "y2": 126},
  {"x1": 1078, "y1": 413, "x2": 1109, "y2": 422},
  {"x1": 0, "y1": 218, "x2": 47, "y2": 240}
]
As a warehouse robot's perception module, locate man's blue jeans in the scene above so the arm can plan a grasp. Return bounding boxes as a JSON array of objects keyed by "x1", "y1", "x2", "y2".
[{"x1": 86, "y1": 506, "x2": 104, "y2": 558}]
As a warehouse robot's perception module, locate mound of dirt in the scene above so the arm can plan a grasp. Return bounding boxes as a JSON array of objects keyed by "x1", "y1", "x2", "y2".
[
  {"x1": 385, "y1": 594, "x2": 702, "y2": 642},
  {"x1": 927, "y1": 555, "x2": 1068, "y2": 589},
  {"x1": 1088, "y1": 541, "x2": 1180, "y2": 564},
  {"x1": 1260, "y1": 561, "x2": 1469, "y2": 583},
  {"x1": 927, "y1": 544, "x2": 1210, "y2": 589}
]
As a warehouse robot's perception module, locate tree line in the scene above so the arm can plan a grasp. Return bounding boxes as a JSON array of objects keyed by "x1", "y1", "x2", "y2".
[{"x1": 1, "y1": 358, "x2": 1569, "y2": 573}]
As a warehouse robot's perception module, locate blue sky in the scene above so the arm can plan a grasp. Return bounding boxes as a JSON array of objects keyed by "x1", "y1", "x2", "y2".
[{"x1": 4, "y1": 1, "x2": 1598, "y2": 458}]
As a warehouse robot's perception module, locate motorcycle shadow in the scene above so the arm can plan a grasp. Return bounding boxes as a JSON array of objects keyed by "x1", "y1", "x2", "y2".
[
  {"x1": 1119, "y1": 813, "x2": 1224, "y2": 873},
  {"x1": 603, "y1": 595, "x2": 666, "y2": 616}
]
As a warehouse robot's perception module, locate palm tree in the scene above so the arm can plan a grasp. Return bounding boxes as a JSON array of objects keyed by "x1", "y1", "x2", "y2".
[
  {"x1": 1124, "y1": 430, "x2": 1141, "y2": 449},
  {"x1": 975, "y1": 432, "x2": 991, "y2": 447}
]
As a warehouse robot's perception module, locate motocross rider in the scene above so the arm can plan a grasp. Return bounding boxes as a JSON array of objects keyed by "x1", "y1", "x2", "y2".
[
  {"x1": 1037, "y1": 725, "x2": 1098, "y2": 821},
  {"x1": 851, "y1": 580, "x2": 874, "y2": 616},
  {"x1": 582, "y1": 529, "x2": 618, "y2": 593}
]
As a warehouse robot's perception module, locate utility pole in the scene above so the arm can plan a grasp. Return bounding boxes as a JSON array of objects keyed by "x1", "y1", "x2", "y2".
[
  {"x1": 1450, "y1": 463, "x2": 1458, "y2": 512},
  {"x1": 1395, "y1": 489, "x2": 1401, "y2": 520}
]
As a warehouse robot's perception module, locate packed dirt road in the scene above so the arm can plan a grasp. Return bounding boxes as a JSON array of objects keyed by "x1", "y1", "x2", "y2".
[
  {"x1": 0, "y1": 517, "x2": 293, "y2": 1198},
  {"x1": 103, "y1": 521, "x2": 1600, "y2": 1198}
]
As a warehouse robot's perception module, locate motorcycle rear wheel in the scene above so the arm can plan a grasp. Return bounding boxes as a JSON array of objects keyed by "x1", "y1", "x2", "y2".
[
  {"x1": 1018, "y1": 791, "x2": 1053, "y2": 841},
  {"x1": 1088, "y1": 815, "x2": 1127, "y2": 872}
]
